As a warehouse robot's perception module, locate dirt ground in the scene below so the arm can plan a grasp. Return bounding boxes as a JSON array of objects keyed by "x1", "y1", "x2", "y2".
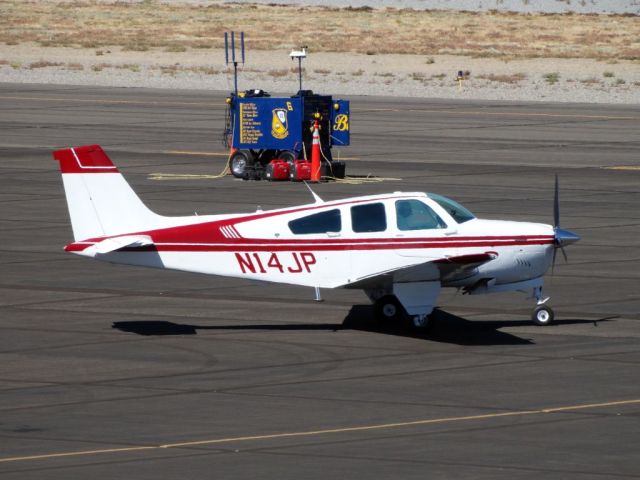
[{"x1": 1, "y1": 1, "x2": 638, "y2": 102}]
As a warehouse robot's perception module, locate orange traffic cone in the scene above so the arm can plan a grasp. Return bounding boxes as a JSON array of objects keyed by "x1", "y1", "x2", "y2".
[{"x1": 310, "y1": 119, "x2": 321, "y2": 183}]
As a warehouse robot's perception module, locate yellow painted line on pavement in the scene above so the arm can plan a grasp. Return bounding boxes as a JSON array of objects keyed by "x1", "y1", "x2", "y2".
[
  {"x1": 604, "y1": 165, "x2": 640, "y2": 171},
  {"x1": 163, "y1": 151, "x2": 361, "y2": 161},
  {"x1": 1, "y1": 398, "x2": 638, "y2": 464},
  {"x1": 354, "y1": 107, "x2": 639, "y2": 121},
  {"x1": 0, "y1": 95, "x2": 213, "y2": 107},
  {"x1": 148, "y1": 173, "x2": 226, "y2": 180},
  {"x1": 0, "y1": 446, "x2": 157, "y2": 464},
  {"x1": 5, "y1": 95, "x2": 634, "y2": 122},
  {"x1": 164, "y1": 150, "x2": 227, "y2": 157}
]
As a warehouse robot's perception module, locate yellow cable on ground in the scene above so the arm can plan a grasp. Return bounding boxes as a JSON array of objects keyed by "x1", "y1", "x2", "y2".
[
  {"x1": 147, "y1": 132, "x2": 399, "y2": 183},
  {"x1": 148, "y1": 154, "x2": 231, "y2": 181}
]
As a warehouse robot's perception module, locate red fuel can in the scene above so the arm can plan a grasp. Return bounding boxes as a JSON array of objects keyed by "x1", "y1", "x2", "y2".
[{"x1": 265, "y1": 160, "x2": 290, "y2": 181}]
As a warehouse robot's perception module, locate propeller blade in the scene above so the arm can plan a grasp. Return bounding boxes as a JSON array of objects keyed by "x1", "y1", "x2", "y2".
[
  {"x1": 554, "y1": 174, "x2": 559, "y2": 228},
  {"x1": 550, "y1": 175, "x2": 579, "y2": 275},
  {"x1": 560, "y1": 243, "x2": 568, "y2": 262}
]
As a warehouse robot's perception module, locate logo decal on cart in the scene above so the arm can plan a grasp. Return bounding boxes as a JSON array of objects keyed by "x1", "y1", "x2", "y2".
[{"x1": 271, "y1": 108, "x2": 289, "y2": 139}]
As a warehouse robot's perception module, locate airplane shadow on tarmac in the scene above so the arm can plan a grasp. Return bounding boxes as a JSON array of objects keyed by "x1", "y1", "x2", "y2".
[{"x1": 112, "y1": 307, "x2": 614, "y2": 346}]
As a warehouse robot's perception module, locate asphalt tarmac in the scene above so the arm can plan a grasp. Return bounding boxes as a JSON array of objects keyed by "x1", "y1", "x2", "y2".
[{"x1": 1, "y1": 83, "x2": 639, "y2": 479}]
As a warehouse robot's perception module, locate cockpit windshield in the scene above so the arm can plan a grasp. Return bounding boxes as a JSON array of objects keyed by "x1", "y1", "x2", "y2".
[{"x1": 428, "y1": 193, "x2": 476, "y2": 224}]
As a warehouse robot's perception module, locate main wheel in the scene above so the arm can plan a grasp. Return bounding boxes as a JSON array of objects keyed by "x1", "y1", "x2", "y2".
[
  {"x1": 412, "y1": 314, "x2": 431, "y2": 330},
  {"x1": 374, "y1": 295, "x2": 406, "y2": 323},
  {"x1": 229, "y1": 150, "x2": 253, "y2": 178},
  {"x1": 532, "y1": 305, "x2": 554, "y2": 326}
]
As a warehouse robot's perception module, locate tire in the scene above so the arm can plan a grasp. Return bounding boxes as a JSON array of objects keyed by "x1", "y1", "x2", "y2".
[
  {"x1": 278, "y1": 150, "x2": 296, "y2": 163},
  {"x1": 412, "y1": 314, "x2": 432, "y2": 330},
  {"x1": 374, "y1": 295, "x2": 406, "y2": 323},
  {"x1": 229, "y1": 150, "x2": 253, "y2": 178},
  {"x1": 532, "y1": 305, "x2": 554, "y2": 326}
]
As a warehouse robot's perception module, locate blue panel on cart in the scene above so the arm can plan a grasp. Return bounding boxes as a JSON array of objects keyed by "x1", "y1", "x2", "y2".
[
  {"x1": 232, "y1": 98, "x2": 303, "y2": 150},
  {"x1": 330, "y1": 100, "x2": 350, "y2": 146}
]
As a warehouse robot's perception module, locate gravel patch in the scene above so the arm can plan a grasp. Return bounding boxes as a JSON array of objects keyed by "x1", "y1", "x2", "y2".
[
  {"x1": 1, "y1": 44, "x2": 639, "y2": 104},
  {"x1": 153, "y1": 0, "x2": 640, "y2": 14}
]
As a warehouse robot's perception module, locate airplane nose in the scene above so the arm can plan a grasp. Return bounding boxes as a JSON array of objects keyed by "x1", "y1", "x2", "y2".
[{"x1": 555, "y1": 227, "x2": 580, "y2": 247}]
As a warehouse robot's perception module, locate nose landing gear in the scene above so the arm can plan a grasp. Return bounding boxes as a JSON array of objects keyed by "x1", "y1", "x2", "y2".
[{"x1": 532, "y1": 286, "x2": 555, "y2": 326}]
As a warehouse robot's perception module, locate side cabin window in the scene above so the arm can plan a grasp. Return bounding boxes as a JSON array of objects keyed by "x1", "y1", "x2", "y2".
[
  {"x1": 351, "y1": 203, "x2": 387, "y2": 233},
  {"x1": 289, "y1": 209, "x2": 341, "y2": 234},
  {"x1": 396, "y1": 199, "x2": 447, "y2": 230}
]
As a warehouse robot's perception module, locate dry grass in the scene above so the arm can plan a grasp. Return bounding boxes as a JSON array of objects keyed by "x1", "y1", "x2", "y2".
[
  {"x1": 65, "y1": 62, "x2": 84, "y2": 71},
  {"x1": 476, "y1": 72, "x2": 527, "y2": 83},
  {"x1": 0, "y1": 1, "x2": 638, "y2": 60},
  {"x1": 267, "y1": 68, "x2": 289, "y2": 78},
  {"x1": 28, "y1": 60, "x2": 64, "y2": 69},
  {"x1": 543, "y1": 72, "x2": 560, "y2": 84}
]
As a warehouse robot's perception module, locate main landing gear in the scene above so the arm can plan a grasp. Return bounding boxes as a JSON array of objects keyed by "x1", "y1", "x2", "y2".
[
  {"x1": 532, "y1": 286, "x2": 555, "y2": 326},
  {"x1": 374, "y1": 295, "x2": 433, "y2": 331}
]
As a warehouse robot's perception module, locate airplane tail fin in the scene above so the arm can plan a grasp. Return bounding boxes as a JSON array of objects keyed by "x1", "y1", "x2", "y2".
[{"x1": 53, "y1": 145, "x2": 164, "y2": 241}]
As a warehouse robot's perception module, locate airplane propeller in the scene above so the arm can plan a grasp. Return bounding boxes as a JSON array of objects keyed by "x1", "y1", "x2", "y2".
[{"x1": 552, "y1": 175, "x2": 580, "y2": 272}]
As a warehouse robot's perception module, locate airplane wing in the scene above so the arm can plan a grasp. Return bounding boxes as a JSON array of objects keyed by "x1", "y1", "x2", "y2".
[
  {"x1": 433, "y1": 252, "x2": 497, "y2": 282},
  {"x1": 67, "y1": 235, "x2": 154, "y2": 255},
  {"x1": 346, "y1": 252, "x2": 496, "y2": 289}
]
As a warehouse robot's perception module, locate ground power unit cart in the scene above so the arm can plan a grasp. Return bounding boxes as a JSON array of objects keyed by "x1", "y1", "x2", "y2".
[{"x1": 223, "y1": 90, "x2": 350, "y2": 180}]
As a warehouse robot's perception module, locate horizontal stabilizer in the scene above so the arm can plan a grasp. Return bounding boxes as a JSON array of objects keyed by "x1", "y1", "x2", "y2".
[{"x1": 83, "y1": 235, "x2": 154, "y2": 255}]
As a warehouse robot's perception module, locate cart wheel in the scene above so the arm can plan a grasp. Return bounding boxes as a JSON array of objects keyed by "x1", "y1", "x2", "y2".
[
  {"x1": 278, "y1": 150, "x2": 296, "y2": 163},
  {"x1": 229, "y1": 150, "x2": 253, "y2": 178}
]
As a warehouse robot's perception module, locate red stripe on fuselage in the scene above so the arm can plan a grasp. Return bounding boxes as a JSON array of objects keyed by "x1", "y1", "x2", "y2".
[
  {"x1": 65, "y1": 236, "x2": 554, "y2": 253},
  {"x1": 66, "y1": 196, "x2": 553, "y2": 253}
]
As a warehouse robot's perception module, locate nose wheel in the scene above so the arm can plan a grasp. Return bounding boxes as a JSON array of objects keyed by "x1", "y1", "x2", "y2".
[
  {"x1": 532, "y1": 286, "x2": 555, "y2": 326},
  {"x1": 532, "y1": 304, "x2": 554, "y2": 326}
]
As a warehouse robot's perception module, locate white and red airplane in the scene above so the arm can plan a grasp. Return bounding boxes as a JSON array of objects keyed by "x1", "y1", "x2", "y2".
[{"x1": 53, "y1": 144, "x2": 579, "y2": 329}]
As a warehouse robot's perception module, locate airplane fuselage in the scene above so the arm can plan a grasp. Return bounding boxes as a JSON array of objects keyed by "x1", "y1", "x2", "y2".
[{"x1": 66, "y1": 193, "x2": 555, "y2": 292}]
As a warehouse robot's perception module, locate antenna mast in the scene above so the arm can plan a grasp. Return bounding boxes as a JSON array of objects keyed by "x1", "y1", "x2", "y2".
[{"x1": 224, "y1": 32, "x2": 245, "y2": 97}]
